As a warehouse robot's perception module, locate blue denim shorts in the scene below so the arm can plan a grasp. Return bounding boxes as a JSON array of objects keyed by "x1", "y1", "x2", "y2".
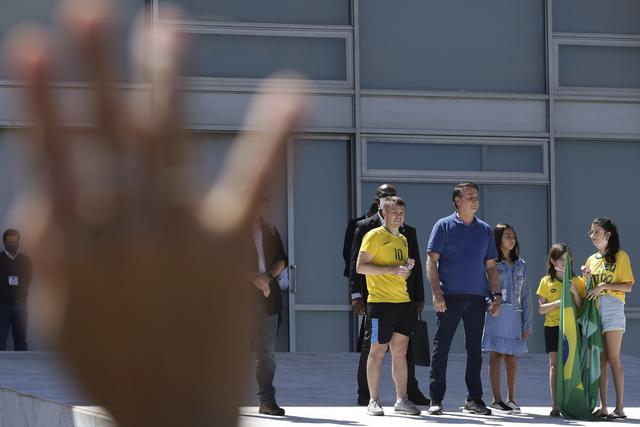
[{"x1": 599, "y1": 294, "x2": 626, "y2": 333}]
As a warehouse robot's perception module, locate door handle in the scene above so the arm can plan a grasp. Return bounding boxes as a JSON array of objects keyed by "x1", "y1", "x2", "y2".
[{"x1": 289, "y1": 265, "x2": 297, "y2": 294}]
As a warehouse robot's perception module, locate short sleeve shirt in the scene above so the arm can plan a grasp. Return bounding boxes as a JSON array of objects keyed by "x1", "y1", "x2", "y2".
[
  {"x1": 427, "y1": 212, "x2": 498, "y2": 296},
  {"x1": 360, "y1": 226, "x2": 410, "y2": 303},
  {"x1": 584, "y1": 250, "x2": 634, "y2": 303},
  {"x1": 536, "y1": 275, "x2": 586, "y2": 327}
]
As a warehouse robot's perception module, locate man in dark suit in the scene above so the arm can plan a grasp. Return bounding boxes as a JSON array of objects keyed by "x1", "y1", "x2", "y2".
[
  {"x1": 0, "y1": 229, "x2": 32, "y2": 351},
  {"x1": 250, "y1": 196, "x2": 288, "y2": 416},
  {"x1": 342, "y1": 186, "x2": 391, "y2": 278},
  {"x1": 349, "y1": 190, "x2": 428, "y2": 406}
]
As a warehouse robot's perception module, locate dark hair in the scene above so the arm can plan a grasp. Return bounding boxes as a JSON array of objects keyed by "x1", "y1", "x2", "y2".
[
  {"x1": 379, "y1": 196, "x2": 405, "y2": 212},
  {"x1": 2, "y1": 229, "x2": 20, "y2": 243},
  {"x1": 452, "y1": 182, "x2": 479, "y2": 208},
  {"x1": 546, "y1": 242, "x2": 574, "y2": 279},
  {"x1": 592, "y1": 217, "x2": 620, "y2": 264},
  {"x1": 494, "y1": 223, "x2": 519, "y2": 263}
]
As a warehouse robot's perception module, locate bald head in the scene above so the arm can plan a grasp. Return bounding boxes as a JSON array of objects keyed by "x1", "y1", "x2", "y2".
[{"x1": 376, "y1": 183, "x2": 396, "y2": 199}]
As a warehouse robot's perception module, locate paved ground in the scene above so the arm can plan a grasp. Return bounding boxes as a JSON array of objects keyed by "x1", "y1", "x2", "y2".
[{"x1": 1, "y1": 351, "x2": 640, "y2": 426}]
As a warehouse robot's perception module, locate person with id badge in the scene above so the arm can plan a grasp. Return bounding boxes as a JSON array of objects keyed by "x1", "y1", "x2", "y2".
[{"x1": 0, "y1": 229, "x2": 32, "y2": 351}]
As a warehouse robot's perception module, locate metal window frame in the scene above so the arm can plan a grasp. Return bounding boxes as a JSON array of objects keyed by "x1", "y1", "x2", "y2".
[
  {"x1": 154, "y1": 20, "x2": 354, "y2": 91},
  {"x1": 554, "y1": 32, "x2": 640, "y2": 97},
  {"x1": 361, "y1": 134, "x2": 549, "y2": 184}
]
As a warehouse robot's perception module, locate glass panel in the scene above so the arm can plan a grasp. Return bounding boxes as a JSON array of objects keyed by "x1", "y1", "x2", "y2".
[
  {"x1": 0, "y1": 130, "x2": 29, "y2": 222},
  {"x1": 559, "y1": 45, "x2": 640, "y2": 89},
  {"x1": 159, "y1": 0, "x2": 350, "y2": 25},
  {"x1": 359, "y1": 0, "x2": 545, "y2": 93},
  {"x1": 367, "y1": 143, "x2": 481, "y2": 171},
  {"x1": 556, "y1": 140, "x2": 640, "y2": 308},
  {"x1": 293, "y1": 139, "x2": 350, "y2": 305},
  {"x1": 296, "y1": 311, "x2": 350, "y2": 352},
  {"x1": 185, "y1": 34, "x2": 347, "y2": 81},
  {"x1": 485, "y1": 145, "x2": 543, "y2": 173},
  {"x1": 0, "y1": 0, "x2": 145, "y2": 81},
  {"x1": 367, "y1": 141, "x2": 544, "y2": 173},
  {"x1": 554, "y1": 0, "x2": 640, "y2": 35}
]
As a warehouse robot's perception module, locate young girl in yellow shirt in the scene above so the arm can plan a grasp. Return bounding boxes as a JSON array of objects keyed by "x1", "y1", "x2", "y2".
[
  {"x1": 584, "y1": 218, "x2": 634, "y2": 419},
  {"x1": 536, "y1": 243, "x2": 586, "y2": 417}
]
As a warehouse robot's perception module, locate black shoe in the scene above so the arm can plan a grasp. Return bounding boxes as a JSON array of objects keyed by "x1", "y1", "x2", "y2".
[
  {"x1": 489, "y1": 400, "x2": 513, "y2": 413},
  {"x1": 259, "y1": 402, "x2": 285, "y2": 416},
  {"x1": 357, "y1": 395, "x2": 370, "y2": 406},
  {"x1": 408, "y1": 394, "x2": 430, "y2": 406},
  {"x1": 463, "y1": 399, "x2": 492, "y2": 415}
]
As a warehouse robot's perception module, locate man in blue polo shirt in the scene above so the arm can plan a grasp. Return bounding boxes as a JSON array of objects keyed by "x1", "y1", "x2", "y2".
[{"x1": 425, "y1": 182, "x2": 502, "y2": 416}]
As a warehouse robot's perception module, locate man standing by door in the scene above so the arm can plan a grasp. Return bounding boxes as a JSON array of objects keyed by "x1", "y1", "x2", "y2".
[
  {"x1": 0, "y1": 229, "x2": 32, "y2": 351},
  {"x1": 349, "y1": 186, "x2": 428, "y2": 406},
  {"x1": 426, "y1": 182, "x2": 501, "y2": 416},
  {"x1": 251, "y1": 196, "x2": 287, "y2": 416}
]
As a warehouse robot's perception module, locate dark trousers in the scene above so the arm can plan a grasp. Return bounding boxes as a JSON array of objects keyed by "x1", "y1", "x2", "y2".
[
  {"x1": 254, "y1": 304, "x2": 279, "y2": 404},
  {"x1": 429, "y1": 294, "x2": 486, "y2": 402},
  {"x1": 0, "y1": 300, "x2": 28, "y2": 351},
  {"x1": 357, "y1": 310, "x2": 425, "y2": 400}
]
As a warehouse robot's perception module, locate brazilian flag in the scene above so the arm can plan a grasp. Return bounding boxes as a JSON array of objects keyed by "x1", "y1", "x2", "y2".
[
  {"x1": 577, "y1": 276, "x2": 604, "y2": 416},
  {"x1": 556, "y1": 252, "x2": 602, "y2": 420}
]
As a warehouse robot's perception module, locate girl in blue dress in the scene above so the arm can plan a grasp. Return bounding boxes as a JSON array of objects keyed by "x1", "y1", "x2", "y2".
[{"x1": 482, "y1": 223, "x2": 532, "y2": 414}]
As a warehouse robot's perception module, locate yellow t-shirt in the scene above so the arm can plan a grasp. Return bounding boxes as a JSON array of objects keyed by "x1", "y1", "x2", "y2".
[
  {"x1": 584, "y1": 250, "x2": 634, "y2": 303},
  {"x1": 536, "y1": 275, "x2": 586, "y2": 327},
  {"x1": 360, "y1": 226, "x2": 410, "y2": 303}
]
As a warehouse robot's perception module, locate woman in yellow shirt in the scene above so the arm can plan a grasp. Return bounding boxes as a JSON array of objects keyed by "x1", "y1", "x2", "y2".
[
  {"x1": 584, "y1": 218, "x2": 634, "y2": 419},
  {"x1": 536, "y1": 243, "x2": 586, "y2": 417}
]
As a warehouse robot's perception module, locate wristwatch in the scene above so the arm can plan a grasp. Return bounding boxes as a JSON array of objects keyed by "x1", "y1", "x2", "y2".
[{"x1": 493, "y1": 292, "x2": 502, "y2": 301}]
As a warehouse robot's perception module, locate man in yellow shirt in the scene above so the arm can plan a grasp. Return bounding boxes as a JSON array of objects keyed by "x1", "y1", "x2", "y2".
[{"x1": 356, "y1": 196, "x2": 420, "y2": 416}]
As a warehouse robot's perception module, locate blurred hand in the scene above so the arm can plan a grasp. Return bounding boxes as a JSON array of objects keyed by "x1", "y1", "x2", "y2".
[
  {"x1": 522, "y1": 329, "x2": 532, "y2": 340},
  {"x1": 414, "y1": 301, "x2": 424, "y2": 314},
  {"x1": 351, "y1": 297, "x2": 366, "y2": 315},
  {"x1": 4, "y1": 0, "x2": 304, "y2": 426}
]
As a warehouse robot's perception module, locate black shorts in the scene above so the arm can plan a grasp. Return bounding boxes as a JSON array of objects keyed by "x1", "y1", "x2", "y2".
[
  {"x1": 545, "y1": 326, "x2": 559, "y2": 353},
  {"x1": 367, "y1": 302, "x2": 416, "y2": 345}
]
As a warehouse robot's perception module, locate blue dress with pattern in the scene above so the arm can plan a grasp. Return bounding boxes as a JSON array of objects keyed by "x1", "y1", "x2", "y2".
[{"x1": 481, "y1": 258, "x2": 532, "y2": 355}]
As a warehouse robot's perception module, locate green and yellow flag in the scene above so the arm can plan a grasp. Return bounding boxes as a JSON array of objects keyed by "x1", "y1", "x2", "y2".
[
  {"x1": 556, "y1": 252, "x2": 601, "y2": 420},
  {"x1": 577, "y1": 276, "x2": 604, "y2": 415}
]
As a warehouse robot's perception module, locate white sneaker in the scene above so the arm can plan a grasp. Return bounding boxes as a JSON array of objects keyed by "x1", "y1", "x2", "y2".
[
  {"x1": 367, "y1": 399, "x2": 384, "y2": 416},
  {"x1": 427, "y1": 400, "x2": 443, "y2": 415},
  {"x1": 394, "y1": 397, "x2": 421, "y2": 415},
  {"x1": 506, "y1": 400, "x2": 521, "y2": 414}
]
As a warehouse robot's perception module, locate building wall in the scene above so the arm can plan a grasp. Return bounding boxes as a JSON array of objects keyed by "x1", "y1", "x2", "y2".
[{"x1": 1, "y1": 0, "x2": 640, "y2": 354}]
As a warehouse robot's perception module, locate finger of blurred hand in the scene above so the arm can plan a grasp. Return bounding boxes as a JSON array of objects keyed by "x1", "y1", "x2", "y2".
[
  {"x1": 4, "y1": 25, "x2": 77, "y2": 228},
  {"x1": 130, "y1": 7, "x2": 189, "y2": 173},
  {"x1": 59, "y1": 0, "x2": 125, "y2": 148},
  {"x1": 199, "y1": 74, "x2": 306, "y2": 232}
]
